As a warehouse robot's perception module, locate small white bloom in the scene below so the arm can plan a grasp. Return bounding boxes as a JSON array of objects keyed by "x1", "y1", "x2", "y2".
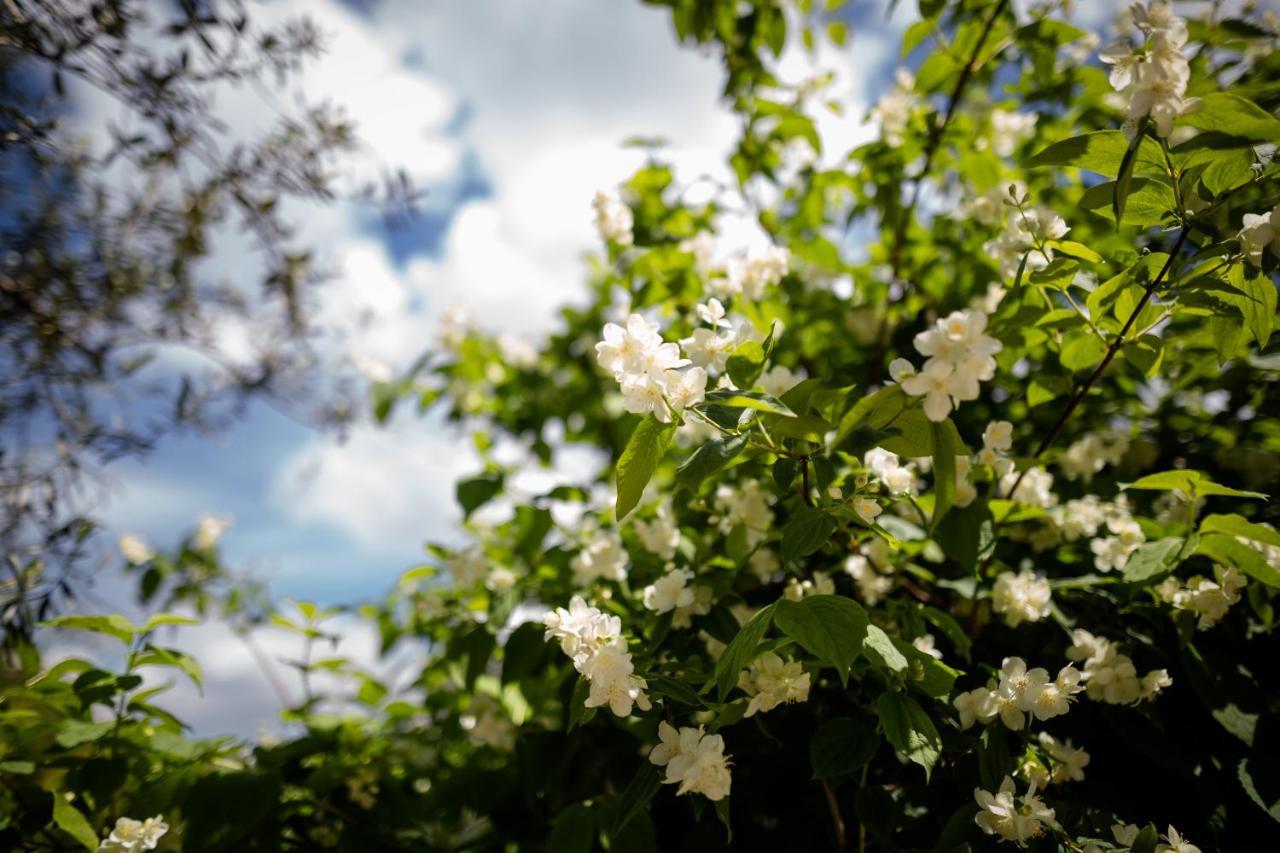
[
  {"x1": 118, "y1": 534, "x2": 154, "y2": 565},
  {"x1": 98, "y1": 815, "x2": 169, "y2": 853}
]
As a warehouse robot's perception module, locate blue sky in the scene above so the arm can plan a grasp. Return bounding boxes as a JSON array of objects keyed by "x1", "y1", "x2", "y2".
[{"x1": 55, "y1": 0, "x2": 1129, "y2": 734}]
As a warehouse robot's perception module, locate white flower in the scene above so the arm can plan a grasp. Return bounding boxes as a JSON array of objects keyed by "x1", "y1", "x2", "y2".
[
  {"x1": 1061, "y1": 431, "x2": 1129, "y2": 481},
  {"x1": 954, "y1": 686, "x2": 998, "y2": 730},
  {"x1": 865, "y1": 448, "x2": 917, "y2": 496},
  {"x1": 118, "y1": 534, "x2": 154, "y2": 565},
  {"x1": 974, "y1": 776, "x2": 1054, "y2": 845},
  {"x1": 543, "y1": 595, "x2": 622, "y2": 662},
  {"x1": 1240, "y1": 204, "x2": 1280, "y2": 265},
  {"x1": 571, "y1": 532, "x2": 629, "y2": 586},
  {"x1": 899, "y1": 310, "x2": 1002, "y2": 421},
  {"x1": 991, "y1": 570, "x2": 1052, "y2": 628},
  {"x1": 593, "y1": 190, "x2": 634, "y2": 246},
  {"x1": 1090, "y1": 514, "x2": 1145, "y2": 573},
  {"x1": 695, "y1": 297, "x2": 728, "y2": 328},
  {"x1": 728, "y1": 245, "x2": 790, "y2": 300},
  {"x1": 1000, "y1": 467, "x2": 1056, "y2": 509},
  {"x1": 596, "y1": 314, "x2": 665, "y2": 378},
  {"x1": 1140, "y1": 668, "x2": 1173, "y2": 701},
  {"x1": 193, "y1": 513, "x2": 231, "y2": 550},
  {"x1": 871, "y1": 68, "x2": 917, "y2": 147},
  {"x1": 887, "y1": 358, "x2": 916, "y2": 383},
  {"x1": 990, "y1": 109, "x2": 1037, "y2": 158},
  {"x1": 852, "y1": 497, "x2": 883, "y2": 525},
  {"x1": 1102, "y1": 2, "x2": 1199, "y2": 139},
  {"x1": 748, "y1": 548, "x2": 780, "y2": 582},
  {"x1": 682, "y1": 232, "x2": 719, "y2": 277},
  {"x1": 784, "y1": 571, "x2": 836, "y2": 601},
  {"x1": 845, "y1": 554, "x2": 892, "y2": 605},
  {"x1": 643, "y1": 568, "x2": 696, "y2": 616},
  {"x1": 98, "y1": 816, "x2": 169, "y2": 853},
  {"x1": 580, "y1": 637, "x2": 652, "y2": 717},
  {"x1": 913, "y1": 633, "x2": 944, "y2": 660},
  {"x1": 758, "y1": 364, "x2": 804, "y2": 399},
  {"x1": 1157, "y1": 825, "x2": 1202, "y2": 853},
  {"x1": 651, "y1": 725, "x2": 732, "y2": 801},
  {"x1": 681, "y1": 327, "x2": 735, "y2": 373},
  {"x1": 739, "y1": 651, "x2": 811, "y2": 717},
  {"x1": 461, "y1": 695, "x2": 516, "y2": 752},
  {"x1": 715, "y1": 480, "x2": 774, "y2": 549},
  {"x1": 634, "y1": 503, "x2": 681, "y2": 560},
  {"x1": 1176, "y1": 565, "x2": 1247, "y2": 629},
  {"x1": 1038, "y1": 732, "x2": 1090, "y2": 784},
  {"x1": 983, "y1": 420, "x2": 1013, "y2": 453}
]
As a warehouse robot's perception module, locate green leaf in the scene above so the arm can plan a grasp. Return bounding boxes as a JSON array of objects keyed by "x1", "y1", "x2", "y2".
[
  {"x1": 773, "y1": 595, "x2": 869, "y2": 685},
  {"x1": 55, "y1": 720, "x2": 116, "y2": 749},
  {"x1": 780, "y1": 506, "x2": 836, "y2": 563},
  {"x1": 615, "y1": 416, "x2": 677, "y2": 519},
  {"x1": 457, "y1": 472, "x2": 505, "y2": 520},
  {"x1": 612, "y1": 763, "x2": 663, "y2": 835},
  {"x1": 1226, "y1": 263, "x2": 1277, "y2": 349},
  {"x1": 702, "y1": 389, "x2": 795, "y2": 417},
  {"x1": 1197, "y1": 533, "x2": 1280, "y2": 588},
  {"x1": 713, "y1": 603, "x2": 775, "y2": 701},
  {"x1": 675, "y1": 433, "x2": 748, "y2": 492},
  {"x1": 862, "y1": 624, "x2": 909, "y2": 674},
  {"x1": 568, "y1": 677, "x2": 595, "y2": 730},
  {"x1": 51, "y1": 795, "x2": 99, "y2": 851},
  {"x1": 140, "y1": 613, "x2": 199, "y2": 633},
  {"x1": 134, "y1": 645, "x2": 203, "y2": 690},
  {"x1": 1122, "y1": 469, "x2": 1267, "y2": 500},
  {"x1": 1045, "y1": 240, "x2": 1102, "y2": 263},
  {"x1": 876, "y1": 692, "x2": 942, "y2": 780},
  {"x1": 726, "y1": 340, "x2": 766, "y2": 389},
  {"x1": 647, "y1": 674, "x2": 707, "y2": 707},
  {"x1": 1122, "y1": 537, "x2": 1186, "y2": 584},
  {"x1": 1180, "y1": 93, "x2": 1280, "y2": 141},
  {"x1": 1025, "y1": 130, "x2": 1163, "y2": 177},
  {"x1": 1131, "y1": 824, "x2": 1160, "y2": 853},
  {"x1": 929, "y1": 420, "x2": 957, "y2": 527},
  {"x1": 550, "y1": 802, "x2": 595, "y2": 853},
  {"x1": 40, "y1": 614, "x2": 137, "y2": 645},
  {"x1": 182, "y1": 771, "x2": 281, "y2": 852},
  {"x1": 934, "y1": 502, "x2": 995, "y2": 572},
  {"x1": 1201, "y1": 514, "x2": 1280, "y2": 549},
  {"x1": 1059, "y1": 332, "x2": 1107, "y2": 371},
  {"x1": 810, "y1": 718, "x2": 879, "y2": 779}
]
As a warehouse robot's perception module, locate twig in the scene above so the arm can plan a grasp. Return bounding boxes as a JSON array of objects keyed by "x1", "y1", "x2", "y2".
[{"x1": 820, "y1": 778, "x2": 848, "y2": 850}]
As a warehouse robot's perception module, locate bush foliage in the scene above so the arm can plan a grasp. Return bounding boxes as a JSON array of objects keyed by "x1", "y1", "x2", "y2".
[{"x1": 5, "y1": 0, "x2": 1280, "y2": 850}]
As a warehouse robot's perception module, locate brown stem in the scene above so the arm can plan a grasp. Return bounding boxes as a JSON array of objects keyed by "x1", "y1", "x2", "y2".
[
  {"x1": 821, "y1": 778, "x2": 848, "y2": 850},
  {"x1": 1002, "y1": 226, "x2": 1190, "y2": 501},
  {"x1": 980, "y1": 225, "x2": 1192, "y2": 575}
]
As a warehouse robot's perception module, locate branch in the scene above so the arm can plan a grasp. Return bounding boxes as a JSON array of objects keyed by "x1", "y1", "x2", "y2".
[{"x1": 1001, "y1": 225, "x2": 1191, "y2": 502}]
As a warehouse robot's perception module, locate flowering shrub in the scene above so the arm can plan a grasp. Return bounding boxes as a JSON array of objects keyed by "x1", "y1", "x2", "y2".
[{"x1": 6, "y1": 1, "x2": 1280, "y2": 850}]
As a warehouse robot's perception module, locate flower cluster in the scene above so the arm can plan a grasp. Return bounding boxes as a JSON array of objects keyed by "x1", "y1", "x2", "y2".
[
  {"x1": 1060, "y1": 430, "x2": 1130, "y2": 481},
  {"x1": 98, "y1": 816, "x2": 168, "y2": 853},
  {"x1": 991, "y1": 569, "x2": 1053, "y2": 628},
  {"x1": 649, "y1": 723, "x2": 732, "y2": 801},
  {"x1": 543, "y1": 596, "x2": 651, "y2": 716},
  {"x1": 1155, "y1": 565, "x2": 1247, "y2": 629},
  {"x1": 738, "y1": 651, "x2": 811, "y2": 717},
  {"x1": 642, "y1": 568, "x2": 712, "y2": 628},
  {"x1": 870, "y1": 68, "x2": 917, "y2": 148},
  {"x1": 988, "y1": 108, "x2": 1037, "y2": 158},
  {"x1": 953, "y1": 657, "x2": 1082, "y2": 732},
  {"x1": 982, "y1": 200, "x2": 1070, "y2": 279},
  {"x1": 1066, "y1": 630, "x2": 1171, "y2": 705},
  {"x1": 864, "y1": 447, "x2": 917, "y2": 496},
  {"x1": 570, "y1": 531, "x2": 629, "y2": 586},
  {"x1": 593, "y1": 190, "x2": 634, "y2": 246},
  {"x1": 633, "y1": 503, "x2": 681, "y2": 560},
  {"x1": 845, "y1": 549, "x2": 893, "y2": 605},
  {"x1": 720, "y1": 245, "x2": 790, "y2": 301},
  {"x1": 892, "y1": 309, "x2": 1002, "y2": 422},
  {"x1": 1001, "y1": 466, "x2": 1057, "y2": 509},
  {"x1": 1100, "y1": 0, "x2": 1199, "y2": 138},
  {"x1": 596, "y1": 314, "x2": 708, "y2": 423},
  {"x1": 1089, "y1": 511, "x2": 1146, "y2": 573},
  {"x1": 713, "y1": 480, "x2": 774, "y2": 548},
  {"x1": 1020, "y1": 732, "x2": 1090, "y2": 787},
  {"x1": 974, "y1": 776, "x2": 1055, "y2": 846}
]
